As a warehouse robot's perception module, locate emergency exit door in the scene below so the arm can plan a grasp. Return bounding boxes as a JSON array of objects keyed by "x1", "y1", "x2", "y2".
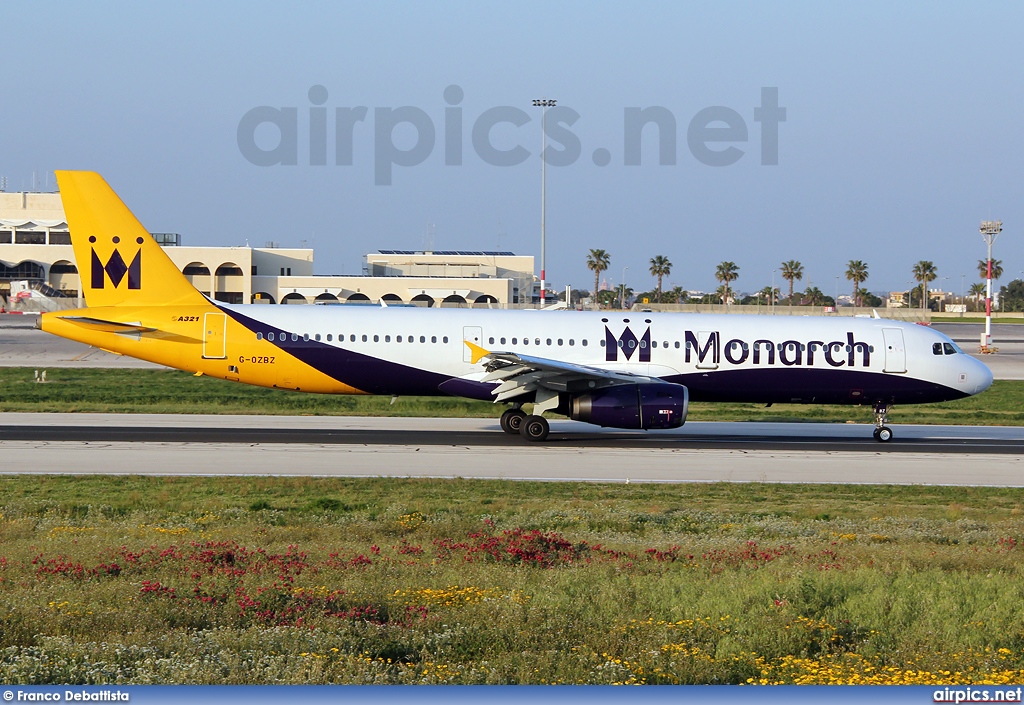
[
  {"x1": 203, "y1": 312, "x2": 227, "y2": 359},
  {"x1": 463, "y1": 326, "x2": 483, "y2": 362}
]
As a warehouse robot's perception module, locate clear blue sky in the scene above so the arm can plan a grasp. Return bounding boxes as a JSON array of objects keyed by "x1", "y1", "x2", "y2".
[{"x1": 3, "y1": 2, "x2": 1022, "y2": 297}]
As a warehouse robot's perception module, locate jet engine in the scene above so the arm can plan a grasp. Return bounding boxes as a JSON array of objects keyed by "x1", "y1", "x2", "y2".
[{"x1": 570, "y1": 382, "x2": 688, "y2": 430}]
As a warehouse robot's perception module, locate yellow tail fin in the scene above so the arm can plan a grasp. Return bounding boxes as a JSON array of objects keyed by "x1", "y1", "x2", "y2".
[{"x1": 55, "y1": 171, "x2": 207, "y2": 307}]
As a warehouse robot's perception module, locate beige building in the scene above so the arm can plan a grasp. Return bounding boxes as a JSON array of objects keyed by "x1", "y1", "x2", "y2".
[{"x1": 0, "y1": 191, "x2": 532, "y2": 308}]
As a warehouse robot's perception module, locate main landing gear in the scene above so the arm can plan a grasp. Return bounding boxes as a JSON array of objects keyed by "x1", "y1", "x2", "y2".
[
  {"x1": 499, "y1": 407, "x2": 550, "y2": 442},
  {"x1": 873, "y1": 403, "x2": 893, "y2": 443},
  {"x1": 500, "y1": 407, "x2": 525, "y2": 434}
]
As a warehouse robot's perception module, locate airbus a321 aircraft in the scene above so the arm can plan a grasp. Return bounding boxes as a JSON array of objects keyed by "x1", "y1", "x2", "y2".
[{"x1": 39, "y1": 172, "x2": 993, "y2": 442}]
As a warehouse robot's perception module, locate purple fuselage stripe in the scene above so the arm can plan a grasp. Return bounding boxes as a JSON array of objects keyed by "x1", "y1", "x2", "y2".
[{"x1": 218, "y1": 306, "x2": 966, "y2": 405}]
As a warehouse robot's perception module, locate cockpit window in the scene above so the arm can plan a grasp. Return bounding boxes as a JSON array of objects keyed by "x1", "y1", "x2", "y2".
[
  {"x1": 932, "y1": 342, "x2": 943, "y2": 355},
  {"x1": 943, "y1": 342, "x2": 957, "y2": 355}
]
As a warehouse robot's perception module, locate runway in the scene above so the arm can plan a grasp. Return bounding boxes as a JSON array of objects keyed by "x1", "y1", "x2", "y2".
[
  {"x1": 3, "y1": 414, "x2": 1023, "y2": 486},
  {"x1": 3, "y1": 317, "x2": 1023, "y2": 487}
]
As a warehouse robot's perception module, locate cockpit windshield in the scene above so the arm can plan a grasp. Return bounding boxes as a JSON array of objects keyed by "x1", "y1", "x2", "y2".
[{"x1": 932, "y1": 340, "x2": 964, "y2": 355}]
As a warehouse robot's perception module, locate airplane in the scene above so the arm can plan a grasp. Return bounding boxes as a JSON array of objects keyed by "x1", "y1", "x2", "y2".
[{"x1": 38, "y1": 171, "x2": 993, "y2": 443}]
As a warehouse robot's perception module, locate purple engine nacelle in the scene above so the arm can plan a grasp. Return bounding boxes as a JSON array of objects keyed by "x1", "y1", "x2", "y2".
[{"x1": 570, "y1": 383, "x2": 688, "y2": 430}]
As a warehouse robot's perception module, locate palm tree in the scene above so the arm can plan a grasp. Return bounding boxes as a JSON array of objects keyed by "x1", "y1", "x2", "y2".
[
  {"x1": 977, "y1": 258, "x2": 1003, "y2": 282},
  {"x1": 780, "y1": 260, "x2": 804, "y2": 306},
  {"x1": 912, "y1": 261, "x2": 938, "y2": 311},
  {"x1": 969, "y1": 282, "x2": 986, "y2": 312},
  {"x1": 759, "y1": 285, "x2": 779, "y2": 306},
  {"x1": 649, "y1": 255, "x2": 672, "y2": 302},
  {"x1": 804, "y1": 286, "x2": 825, "y2": 306},
  {"x1": 586, "y1": 249, "x2": 611, "y2": 308},
  {"x1": 845, "y1": 260, "x2": 868, "y2": 307},
  {"x1": 715, "y1": 261, "x2": 739, "y2": 305},
  {"x1": 667, "y1": 285, "x2": 686, "y2": 304}
]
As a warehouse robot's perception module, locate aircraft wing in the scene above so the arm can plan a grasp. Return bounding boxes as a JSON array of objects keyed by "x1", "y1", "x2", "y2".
[{"x1": 465, "y1": 340, "x2": 656, "y2": 403}]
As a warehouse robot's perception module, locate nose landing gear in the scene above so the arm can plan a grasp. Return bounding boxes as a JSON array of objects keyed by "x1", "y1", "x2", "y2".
[{"x1": 873, "y1": 403, "x2": 893, "y2": 442}]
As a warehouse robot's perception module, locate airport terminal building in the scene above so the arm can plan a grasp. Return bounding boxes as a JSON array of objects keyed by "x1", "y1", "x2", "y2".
[{"x1": 0, "y1": 191, "x2": 535, "y2": 308}]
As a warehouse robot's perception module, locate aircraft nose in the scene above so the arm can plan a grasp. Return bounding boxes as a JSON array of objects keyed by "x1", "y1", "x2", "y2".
[{"x1": 970, "y1": 356, "x2": 994, "y2": 395}]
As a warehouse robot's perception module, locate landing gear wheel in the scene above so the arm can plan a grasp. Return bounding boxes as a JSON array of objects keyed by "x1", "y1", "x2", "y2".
[
  {"x1": 500, "y1": 409, "x2": 526, "y2": 435},
  {"x1": 520, "y1": 414, "x2": 550, "y2": 442},
  {"x1": 872, "y1": 402, "x2": 893, "y2": 443}
]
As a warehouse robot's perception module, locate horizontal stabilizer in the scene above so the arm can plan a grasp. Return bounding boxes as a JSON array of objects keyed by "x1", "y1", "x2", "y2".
[{"x1": 58, "y1": 316, "x2": 157, "y2": 334}]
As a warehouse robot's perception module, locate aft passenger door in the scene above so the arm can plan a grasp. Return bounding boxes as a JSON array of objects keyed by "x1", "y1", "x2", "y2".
[
  {"x1": 463, "y1": 326, "x2": 483, "y2": 363},
  {"x1": 203, "y1": 312, "x2": 227, "y2": 359},
  {"x1": 882, "y1": 328, "x2": 906, "y2": 373}
]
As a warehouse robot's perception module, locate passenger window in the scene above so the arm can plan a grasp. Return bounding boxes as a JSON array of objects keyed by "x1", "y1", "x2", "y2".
[
  {"x1": 501, "y1": 337, "x2": 506, "y2": 344},
  {"x1": 409, "y1": 336, "x2": 414, "y2": 343},
  {"x1": 674, "y1": 341, "x2": 680, "y2": 349},
  {"x1": 256, "y1": 332, "x2": 264, "y2": 341},
  {"x1": 291, "y1": 334, "x2": 298, "y2": 342},
  {"x1": 569, "y1": 339, "x2": 574, "y2": 346},
  {"x1": 512, "y1": 338, "x2": 517, "y2": 345},
  {"x1": 600, "y1": 340, "x2": 606, "y2": 347},
  {"x1": 326, "y1": 334, "x2": 332, "y2": 342},
  {"x1": 547, "y1": 339, "x2": 552, "y2": 346},
  {"x1": 582, "y1": 340, "x2": 588, "y2": 347},
  {"x1": 535, "y1": 338, "x2": 540, "y2": 346},
  {"x1": 362, "y1": 335, "x2": 367, "y2": 342},
  {"x1": 351, "y1": 335, "x2": 356, "y2": 342},
  {"x1": 524, "y1": 338, "x2": 529, "y2": 345},
  {"x1": 420, "y1": 336, "x2": 426, "y2": 343},
  {"x1": 374, "y1": 335, "x2": 379, "y2": 342},
  {"x1": 385, "y1": 335, "x2": 390, "y2": 342},
  {"x1": 397, "y1": 335, "x2": 402, "y2": 342},
  {"x1": 489, "y1": 337, "x2": 494, "y2": 344},
  {"x1": 315, "y1": 334, "x2": 321, "y2": 341},
  {"x1": 557, "y1": 339, "x2": 563, "y2": 346},
  {"x1": 933, "y1": 343, "x2": 943, "y2": 355},
  {"x1": 944, "y1": 343, "x2": 957, "y2": 355},
  {"x1": 443, "y1": 336, "x2": 448, "y2": 343},
  {"x1": 268, "y1": 333, "x2": 275, "y2": 341},
  {"x1": 431, "y1": 336, "x2": 437, "y2": 343}
]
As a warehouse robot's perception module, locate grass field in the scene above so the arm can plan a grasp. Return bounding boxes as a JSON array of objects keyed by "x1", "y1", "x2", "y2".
[
  {"x1": 1, "y1": 477, "x2": 1023, "y2": 685},
  {"x1": 0, "y1": 367, "x2": 1021, "y2": 425}
]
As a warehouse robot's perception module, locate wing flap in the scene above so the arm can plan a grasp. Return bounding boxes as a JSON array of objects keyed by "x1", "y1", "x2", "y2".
[{"x1": 464, "y1": 338, "x2": 657, "y2": 403}]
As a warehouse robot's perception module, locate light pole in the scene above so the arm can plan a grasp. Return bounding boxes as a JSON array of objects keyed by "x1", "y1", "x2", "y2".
[
  {"x1": 532, "y1": 98, "x2": 556, "y2": 307},
  {"x1": 620, "y1": 266, "x2": 628, "y2": 310},
  {"x1": 980, "y1": 220, "x2": 1002, "y2": 347},
  {"x1": 771, "y1": 269, "x2": 776, "y2": 313},
  {"x1": 834, "y1": 276, "x2": 839, "y2": 314},
  {"x1": 960, "y1": 273, "x2": 965, "y2": 318}
]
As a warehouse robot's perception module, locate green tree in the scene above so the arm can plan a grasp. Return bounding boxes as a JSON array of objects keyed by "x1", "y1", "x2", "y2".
[
  {"x1": 586, "y1": 249, "x2": 611, "y2": 308},
  {"x1": 912, "y1": 261, "x2": 938, "y2": 311},
  {"x1": 845, "y1": 260, "x2": 869, "y2": 307},
  {"x1": 666, "y1": 285, "x2": 687, "y2": 304},
  {"x1": 999, "y1": 280, "x2": 1024, "y2": 313},
  {"x1": 977, "y1": 258, "x2": 1004, "y2": 282},
  {"x1": 969, "y1": 282, "x2": 986, "y2": 312},
  {"x1": 758, "y1": 286, "x2": 779, "y2": 306},
  {"x1": 596, "y1": 289, "x2": 618, "y2": 308},
  {"x1": 715, "y1": 261, "x2": 739, "y2": 304},
  {"x1": 780, "y1": 260, "x2": 804, "y2": 306},
  {"x1": 649, "y1": 255, "x2": 672, "y2": 302},
  {"x1": 804, "y1": 286, "x2": 825, "y2": 306}
]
